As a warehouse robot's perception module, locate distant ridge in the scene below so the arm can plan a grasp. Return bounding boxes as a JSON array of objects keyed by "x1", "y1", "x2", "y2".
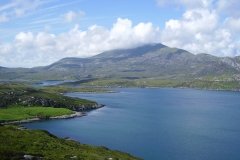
[{"x1": 1, "y1": 43, "x2": 240, "y2": 80}]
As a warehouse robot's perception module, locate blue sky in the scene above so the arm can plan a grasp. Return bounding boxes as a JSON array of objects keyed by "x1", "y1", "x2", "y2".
[{"x1": 0, "y1": 0, "x2": 240, "y2": 68}]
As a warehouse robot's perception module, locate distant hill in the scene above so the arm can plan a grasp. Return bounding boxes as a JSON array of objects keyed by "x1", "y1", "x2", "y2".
[{"x1": 1, "y1": 43, "x2": 240, "y2": 80}]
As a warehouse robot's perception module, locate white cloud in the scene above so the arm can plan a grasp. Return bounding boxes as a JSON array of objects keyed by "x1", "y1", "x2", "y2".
[
  {"x1": 216, "y1": 0, "x2": 240, "y2": 17},
  {"x1": 0, "y1": 43, "x2": 13, "y2": 55},
  {"x1": 61, "y1": 10, "x2": 85, "y2": 23},
  {"x1": 44, "y1": 25, "x2": 51, "y2": 31},
  {"x1": 223, "y1": 17, "x2": 240, "y2": 33},
  {"x1": 161, "y1": 9, "x2": 219, "y2": 47},
  {"x1": 0, "y1": 12, "x2": 9, "y2": 22},
  {"x1": 0, "y1": 1, "x2": 18, "y2": 12},
  {"x1": 14, "y1": 32, "x2": 35, "y2": 48},
  {"x1": 156, "y1": 0, "x2": 214, "y2": 9},
  {"x1": 0, "y1": 0, "x2": 43, "y2": 23},
  {"x1": 14, "y1": 8, "x2": 25, "y2": 17},
  {"x1": 155, "y1": 0, "x2": 240, "y2": 57}
]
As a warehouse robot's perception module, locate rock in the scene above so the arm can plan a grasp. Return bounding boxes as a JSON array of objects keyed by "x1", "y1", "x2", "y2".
[{"x1": 24, "y1": 155, "x2": 34, "y2": 159}]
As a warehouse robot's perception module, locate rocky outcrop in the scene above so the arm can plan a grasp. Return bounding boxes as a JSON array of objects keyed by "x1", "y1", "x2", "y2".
[
  {"x1": 72, "y1": 104, "x2": 105, "y2": 111},
  {"x1": 49, "y1": 112, "x2": 85, "y2": 119},
  {"x1": 0, "y1": 118, "x2": 41, "y2": 125}
]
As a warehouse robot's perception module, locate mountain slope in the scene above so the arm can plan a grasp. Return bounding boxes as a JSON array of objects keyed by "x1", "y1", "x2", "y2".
[{"x1": 1, "y1": 43, "x2": 240, "y2": 80}]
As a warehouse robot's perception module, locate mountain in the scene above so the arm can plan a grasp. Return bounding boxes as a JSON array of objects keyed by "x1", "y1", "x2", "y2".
[{"x1": 1, "y1": 43, "x2": 240, "y2": 80}]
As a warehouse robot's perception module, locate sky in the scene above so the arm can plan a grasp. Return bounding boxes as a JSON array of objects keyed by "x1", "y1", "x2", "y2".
[{"x1": 0, "y1": 0, "x2": 240, "y2": 68}]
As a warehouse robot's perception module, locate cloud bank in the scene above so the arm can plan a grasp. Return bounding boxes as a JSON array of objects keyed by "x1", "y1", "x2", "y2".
[
  {"x1": 0, "y1": 18, "x2": 161, "y2": 67},
  {"x1": 0, "y1": 0, "x2": 239, "y2": 68}
]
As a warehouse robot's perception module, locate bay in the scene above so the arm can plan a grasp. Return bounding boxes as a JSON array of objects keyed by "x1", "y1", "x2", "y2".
[{"x1": 24, "y1": 88, "x2": 240, "y2": 160}]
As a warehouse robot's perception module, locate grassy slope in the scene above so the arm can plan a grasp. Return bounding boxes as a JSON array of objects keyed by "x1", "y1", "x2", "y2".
[
  {"x1": 0, "y1": 125, "x2": 142, "y2": 160},
  {"x1": 0, "y1": 82, "x2": 98, "y2": 109}
]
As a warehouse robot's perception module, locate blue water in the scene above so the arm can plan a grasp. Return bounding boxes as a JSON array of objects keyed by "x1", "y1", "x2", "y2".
[
  {"x1": 29, "y1": 80, "x2": 74, "y2": 88},
  {"x1": 23, "y1": 88, "x2": 240, "y2": 160}
]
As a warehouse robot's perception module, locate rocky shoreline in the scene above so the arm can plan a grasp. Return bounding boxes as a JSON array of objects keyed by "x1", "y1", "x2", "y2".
[
  {"x1": 0, "y1": 112, "x2": 85, "y2": 125},
  {"x1": 0, "y1": 104, "x2": 105, "y2": 125},
  {"x1": 73, "y1": 104, "x2": 105, "y2": 111}
]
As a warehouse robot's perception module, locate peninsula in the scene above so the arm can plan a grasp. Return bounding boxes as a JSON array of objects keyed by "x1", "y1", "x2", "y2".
[
  {"x1": 0, "y1": 81, "x2": 141, "y2": 159},
  {"x1": 0, "y1": 81, "x2": 108, "y2": 124}
]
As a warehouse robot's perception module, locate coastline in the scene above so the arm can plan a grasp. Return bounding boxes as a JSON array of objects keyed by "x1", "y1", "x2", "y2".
[
  {"x1": 0, "y1": 111, "x2": 85, "y2": 125},
  {"x1": 0, "y1": 103, "x2": 105, "y2": 125},
  {"x1": 69, "y1": 90, "x2": 117, "y2": 94}
]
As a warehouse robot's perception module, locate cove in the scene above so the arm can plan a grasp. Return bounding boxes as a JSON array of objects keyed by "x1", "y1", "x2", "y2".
[{"x1": 24, "y1": 88, "x2": 240, "y2": 160}]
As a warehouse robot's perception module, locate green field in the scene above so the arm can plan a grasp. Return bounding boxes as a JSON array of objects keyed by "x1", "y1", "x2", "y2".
[
  {"x1": 0, "y1": 125, "x2": 142, "y2": 160},
  {"x1": 0, "y1": 106, "x2": 74, "y2": 123}
]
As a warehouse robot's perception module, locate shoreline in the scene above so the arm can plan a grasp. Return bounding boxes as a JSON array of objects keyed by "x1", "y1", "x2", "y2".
[
  {"x1": 0, "y1": 111, "x2": 85, "y2": 125},
  {"x1": 72, "y1": 90, "x2": 116, "y2": 94},
  {"x1": 0, "y1": 104, "x2": 105, "y2": 125},
  {"x1": 78, "y1": 85, "x2": 240, "y2": 92}
]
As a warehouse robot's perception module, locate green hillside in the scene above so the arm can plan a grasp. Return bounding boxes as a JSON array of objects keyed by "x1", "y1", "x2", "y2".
[{"x1": 0, "y1": 125, "x2": 141, "y2": 160}]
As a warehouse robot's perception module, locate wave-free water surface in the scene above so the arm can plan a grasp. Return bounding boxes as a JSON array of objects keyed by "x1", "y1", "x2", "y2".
[{"x1": 24, "y1": 88, "x2": 240, "y2": 160}]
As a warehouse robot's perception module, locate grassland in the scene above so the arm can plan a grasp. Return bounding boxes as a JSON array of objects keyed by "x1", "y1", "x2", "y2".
[
  {"x1": 0, "y1": 125, "x2": 142, "y2": 160},
  {"x1": 0, "y1": 106, "x2": 74, "y2": 123}
]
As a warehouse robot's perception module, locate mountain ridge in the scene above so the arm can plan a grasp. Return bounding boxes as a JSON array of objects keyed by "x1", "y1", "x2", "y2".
[{"x1": 1, "y1": 43, "x2": 240, "y2": 80}]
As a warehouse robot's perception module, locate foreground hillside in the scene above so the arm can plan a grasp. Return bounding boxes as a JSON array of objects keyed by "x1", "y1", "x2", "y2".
[
  {"x1": 0, "y1": 125, "x2": 141, "y2": 160},
  {"x1": 1, "y1": 43, "x2": 240, "y2": 80},
  {"x1": 0, "y1": 82, "x2": 141, "y2": 159}
]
